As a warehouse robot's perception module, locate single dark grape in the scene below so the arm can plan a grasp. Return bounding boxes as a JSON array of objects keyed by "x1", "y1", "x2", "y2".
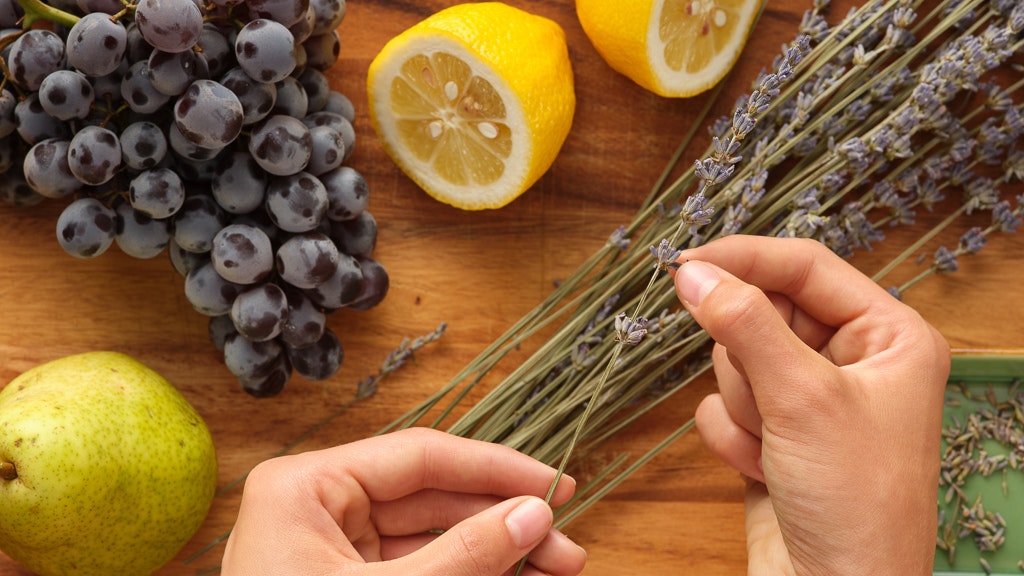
[
  {"x1": 275, "y1": 231, "x2": 339, "y2": 289},
  {"x1": 68, "y1": 125, "x2": 122, "y2": 186},
  {"x1": 265, "y1": 171, "x2": 328, "y2": 233},
  {"x1": 184, "y1": 259, "x2": 243, "y2": 315},
  {"x1": 223, "y1": 332, "x2": 282, "y2": 379},
  {"x1": 130, "y1": 168, "x2": 186, "y2": 219},
  {"x1": 211, "y1": 223, "x2": 274, "y2": 284},
  {"x1": 348, "y1": 256, "x2": 389, "y2": 311},
  {"x1": 115, "y1": 202, "x2": 171, "y2": 259},
  {"x1": 280, "y1": 286, "x2": 325, "y2": 348},
  {"x1": 249, "y1": 114, "x2": 312, "y2": 176},
  {"x1": 56, "y1": 197, "x2": 118, "y2": 258},
  {"x1": 230, "y1": 282, "x2": 288, "y2": 341},
  {"x1": 287, "y1": 328, "x2": 341, "y2": 381},
  {"x1": 134, "y1": 0, "x2": 204, "y2": 53},
  {"x1": 24, "y1": 138, "x2": 80, "y2": 199},
  {"x1": 235, "y1": 19, "x2": 296, "y2": 84},
  {"x1": 174, "y1": 79, "x2": 244, "y2": 148},
  {"x1": 66, "y1": 13, "x2": 127, "y2": 77},
  {"x1": 321, "y1": 165, "x2": 368, "y2": 221}
]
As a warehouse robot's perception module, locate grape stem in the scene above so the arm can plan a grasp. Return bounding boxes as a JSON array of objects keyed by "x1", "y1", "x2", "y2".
[{"x1": 15, "y1": 0, "x2": 79, "y2": 29}]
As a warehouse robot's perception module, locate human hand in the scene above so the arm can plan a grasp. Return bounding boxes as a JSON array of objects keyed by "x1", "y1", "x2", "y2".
[
  {"x1": 673, "y1": 236, "x2": 949, "y2": 576},
  {"x1": 221, "y1": 427, "x2": 586, "y2": 576}
]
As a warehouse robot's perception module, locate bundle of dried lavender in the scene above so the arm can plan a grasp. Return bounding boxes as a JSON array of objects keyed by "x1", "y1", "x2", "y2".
[{"x1": 390, "y1": 0, "x2": 1024, "y2": 525}]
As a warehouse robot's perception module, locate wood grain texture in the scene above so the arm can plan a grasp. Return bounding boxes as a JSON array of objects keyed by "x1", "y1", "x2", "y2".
[{"x1": 1, "y1": 0, "x2": 1022, "y2": 574}]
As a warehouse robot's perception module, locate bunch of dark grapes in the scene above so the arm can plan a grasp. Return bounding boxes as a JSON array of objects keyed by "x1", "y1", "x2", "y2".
[{"x1": 0, "y1": 0, "x2": 390, "y2": 398}]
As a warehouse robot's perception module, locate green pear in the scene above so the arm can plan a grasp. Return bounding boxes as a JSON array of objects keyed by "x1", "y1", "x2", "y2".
[{"x1": 0, "y1": 351, "x2": 218, "y2": 576}]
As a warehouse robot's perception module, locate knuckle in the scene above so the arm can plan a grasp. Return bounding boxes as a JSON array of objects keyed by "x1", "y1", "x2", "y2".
[
  {"x1": 242, "y1": 454, "x2": 303, "y2": 500},
  {"x1": 706, "y1": 281, "x2": 770, "y2": 335},
  {"x1": 447, "y1": 526, "x2": 500, "y2": 576}
]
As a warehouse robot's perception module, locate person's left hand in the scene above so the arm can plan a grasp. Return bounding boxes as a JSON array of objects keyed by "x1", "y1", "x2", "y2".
[{"x1": 222, "y1": 427, "x2": 586, "y2": 576}]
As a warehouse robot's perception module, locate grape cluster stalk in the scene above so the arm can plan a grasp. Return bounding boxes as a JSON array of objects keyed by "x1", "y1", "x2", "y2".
[{"x1": 0, "y1": 0, "x2": 390, "y2": 398}]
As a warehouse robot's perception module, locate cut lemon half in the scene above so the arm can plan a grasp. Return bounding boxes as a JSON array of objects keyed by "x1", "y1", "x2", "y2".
[
  {"x1": 577, "y1": 0, "x2": 761, "y2": 98},
  {"x1": 367, "y1": 2, "x2": 575, "y2": 210}
]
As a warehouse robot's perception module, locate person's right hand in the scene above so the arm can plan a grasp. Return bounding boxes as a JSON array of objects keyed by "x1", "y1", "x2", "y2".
[{"x1": 673, "y1": 236, "x2": 950, "y2": 575}]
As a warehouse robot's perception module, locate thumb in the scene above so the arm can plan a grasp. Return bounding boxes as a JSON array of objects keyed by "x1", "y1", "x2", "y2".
[
  {"x1": 674, "y1": 259, "x2": 835, "y2": 415},
  {"x1": 391, "y1": 496, "x2": 553, "y2": 576}
]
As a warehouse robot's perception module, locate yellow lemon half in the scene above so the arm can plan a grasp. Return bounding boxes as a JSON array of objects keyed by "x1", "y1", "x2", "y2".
[
  {"x1": 367, "y1": 2, "x2": 575, "y2": 210},
  {"x1": 577, "y1": 0, "x2": 761, "y2": 98}
]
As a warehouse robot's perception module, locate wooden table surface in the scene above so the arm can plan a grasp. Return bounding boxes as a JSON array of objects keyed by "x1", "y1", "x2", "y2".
[{"x1": 2, "y1": 0, "x2": 1023, "y2": 574}]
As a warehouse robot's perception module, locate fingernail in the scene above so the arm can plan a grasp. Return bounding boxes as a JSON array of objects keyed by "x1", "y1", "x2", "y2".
[
  {"x1": 506, "y1": 498, "x2": 552, "y2": 548},
  {"x1": 677, "y1": 260, "x2": 720, "y2": 306}
]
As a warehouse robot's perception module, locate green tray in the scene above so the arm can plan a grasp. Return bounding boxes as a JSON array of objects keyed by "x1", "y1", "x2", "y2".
[{"x1": 935, "y1": 354, "x2": 1024, "y2": 575}]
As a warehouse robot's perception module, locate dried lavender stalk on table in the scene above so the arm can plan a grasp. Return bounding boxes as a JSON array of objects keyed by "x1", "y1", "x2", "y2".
[{"x1": 390, "y1": 0, "x2": 1024, "y2": 524}]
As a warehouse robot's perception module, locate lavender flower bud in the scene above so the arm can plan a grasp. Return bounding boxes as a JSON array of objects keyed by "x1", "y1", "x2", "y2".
[
  {"x1": 613, "y1": 313, "x2": 648, "y2": 347},
  {"x1": 991, "y1": 201, "x2": 1021, "y2": 233},
  {"x1": 932, "y1": 246, "x2": 959, "y2": 274},
  {"x1": 681, "y1": 191, "x2": 715, "y2": 230},
  {"x1": 607, "y1": 225, "x2": 631, "y2": 250},
  {"x1": 1009, "y1": 3, "x2": 1024, "y2": 33},
  {"x1": 650, "y1": 239, "x2": 682, "y2": 271},
  {"x1": 837, "y1": 137, "x2": 872, "y2": 171},
  {"x1": 963, "y1": 176, "x2": 999, "y2": 214},
  {"x1": 1005, "y1": 150, "x2": 1024, "y2": 182},
  {"x1": 957, "y1": 227, "x2": 987, "y2": 255},
  {"x1": 694, "y1": 158, "x2": 734, "y2": 186}
]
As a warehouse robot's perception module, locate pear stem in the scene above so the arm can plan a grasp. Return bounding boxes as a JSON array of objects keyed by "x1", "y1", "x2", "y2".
[{"x1": 0, "y1": 461, "x2": 16, "y2": 481}]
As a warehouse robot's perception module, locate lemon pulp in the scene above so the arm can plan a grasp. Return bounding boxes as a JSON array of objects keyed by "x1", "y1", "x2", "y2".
[
  {"x1": 660, "y1": 0, "x2": 750, "y2": 74},
  {"x1": 391, "y1": 52, "x2": 512, "y2": 188}
]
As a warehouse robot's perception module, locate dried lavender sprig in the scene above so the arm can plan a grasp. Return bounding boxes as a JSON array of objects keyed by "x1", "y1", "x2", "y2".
[
  {"x1": 523, "y1": 40, "x2": 804, "y2": 539},
  {"x1": 727, "y1": 0, "x2": 1014, "y2": 239},
  {"x1": 391, "y1": 0, "x2": 1024, "y2": 545}
]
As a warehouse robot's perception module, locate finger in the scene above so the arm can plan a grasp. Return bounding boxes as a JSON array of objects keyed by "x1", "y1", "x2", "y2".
[
  {"x1": 383, "y1": 496, "x2": 582, "y2": 576},
  {"x1": 512, "y1": 527, "x2": 587, "y2": 576},
  {"x1": 370, "y1": 490, "x2": 501, "y2": 535},
  {"x1": 712, "y1": 344, "x2": 762, "y2": 438},
  {"x1": 674, "y1": 257, "x2": 838, "y2": 416},
  {"x1": 306, "y1": 428, "x2": 576, "y2": 536},
  {"x1": 764, "y1": 291, "x2": 835, "y2": 356},
  {"x1": 678, "y1": 236, "x2": 899, "y2": 329},
  {"x1": 314, "y1": 428, "x2": 575, "y2": 502},
  {"x1": 695, "y1": 393, "x2": 764, "y2": 482},
  {"x1": 381, "y1": 527, "x2": 585, "y2": 576}
]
